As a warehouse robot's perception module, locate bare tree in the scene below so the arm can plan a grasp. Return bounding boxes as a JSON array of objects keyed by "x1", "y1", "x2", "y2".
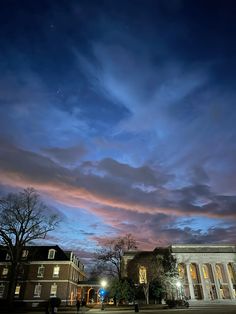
[
  {"x1": 95, "y1": 234, "x2": 137, "y2": 280},
  {"x1": 0, "y1": 187, "x2": 59, "y2": 304}
]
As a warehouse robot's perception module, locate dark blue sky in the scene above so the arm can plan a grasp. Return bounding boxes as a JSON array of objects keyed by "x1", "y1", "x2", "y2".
[{"x1": 0, "y1": 0, "x2": 236, "y2": 262}]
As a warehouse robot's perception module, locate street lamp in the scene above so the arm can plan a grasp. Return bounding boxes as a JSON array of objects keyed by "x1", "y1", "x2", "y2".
[
  {"x1": 176, "y1": 281, "x2": 182, "y2": 299},
  {"x1": 100, "y1": 280, "x2": 107, "y2": 310}
]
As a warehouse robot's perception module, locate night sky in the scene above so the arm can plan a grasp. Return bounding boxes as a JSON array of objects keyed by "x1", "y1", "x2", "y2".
[{"x1": 1, "y1": 0, "x2": 236, "y2": 263}]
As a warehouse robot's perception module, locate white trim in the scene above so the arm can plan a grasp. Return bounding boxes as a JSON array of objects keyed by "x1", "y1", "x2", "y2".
[{"x1": 26, "y1": 279, "x2": 78, "y2": 284}]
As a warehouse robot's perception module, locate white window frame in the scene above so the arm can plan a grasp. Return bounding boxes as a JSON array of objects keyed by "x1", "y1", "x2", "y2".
[
  {"x1": 53, "y1": 265, "x2": 60, "y2": 278},
  {"x1": 50, "y1": 283, "x2": 57, "y2": 297},
  {"x1": 48, "y1": 249, "x2": 56, "y2": 260},
  {"x1": 34, "y1": 283, "x2": 42, "y2": 298},
  {"x1": 0, "y1": 284, "x2": 5, "y2": 298},
  {"x1": 37, "y1": 265, "x2": 45, "y2": 278},
  {"x1": 5, "y1": 253, "x2": 10, "y2": 261}
]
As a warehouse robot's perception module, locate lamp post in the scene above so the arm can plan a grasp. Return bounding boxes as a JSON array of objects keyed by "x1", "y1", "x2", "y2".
[
  {"x1": 100, "y1": 280, "x2": 107, "y2": 310},
  {"x1": 176, "y1": 281, "x2": 182, "y2": 299}
]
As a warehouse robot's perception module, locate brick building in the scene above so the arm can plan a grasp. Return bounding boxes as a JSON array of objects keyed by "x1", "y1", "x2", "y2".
[{"x1": 0, "y1": 245, "x2": 86, "y2": 307}]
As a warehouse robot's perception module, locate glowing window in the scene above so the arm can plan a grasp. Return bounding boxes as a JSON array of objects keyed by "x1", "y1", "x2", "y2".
[
  {"x1": 178, "y1": 264, "x2": 185, "y2": 279},
  {"x1": 202, "y1": 265, "x2": 209, "y2": 279},
  {"x1": 53, "y1": 266, "x2": 60, "y2": 278},
  {"x1": 2, "y1": 267, "x2": 8, "y2": 277},
  {"x1": 228, "y1": 264, "x2": 236, "y2": 283},
  {"x1": 190, "y1": 264, "x2": 197, "y2": 280},
  {"x1": 15, "y1": 285, "x2": 21, "y2": 297},
  {"x1": 50, "y1": 283, "x2": 57, "y2": 297},
  {"x1": 139, "y1": 266, "x2": 147, "y2": 284},
  {"x1": 216, "y1": 265, "x2": 223, "y2": 280}
]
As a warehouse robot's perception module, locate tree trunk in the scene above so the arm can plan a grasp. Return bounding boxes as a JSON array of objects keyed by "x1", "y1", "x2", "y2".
[
  {"x1": 7, "y1": 262, "x2": 19, "y2": 306},
  {"x1": 143, "y1": 283, "x2": 149, "y2": 304}
]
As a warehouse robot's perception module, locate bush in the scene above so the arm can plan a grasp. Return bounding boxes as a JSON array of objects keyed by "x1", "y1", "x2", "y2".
[{"x1": 166, "y1": 299, "x2": 189, "y2": 308}]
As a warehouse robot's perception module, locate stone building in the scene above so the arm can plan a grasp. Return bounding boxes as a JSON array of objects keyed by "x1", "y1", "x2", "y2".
[
  {"x1": 0, "y1": 245, "x2": 86, "y2": 307},
  {"x1": 173, "y1": 244, "x2": 236, "y2": 302},
  {"x1": 122, "y1": 244, "x2": 236, "y2": 303}
]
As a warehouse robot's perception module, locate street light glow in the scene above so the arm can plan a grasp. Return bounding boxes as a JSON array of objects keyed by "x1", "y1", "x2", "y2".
[
  {"x1": 176, "y1": 280, "x2": 181, "y2": 288},
  {"x1": 101, "y1": 280, "x2": 107, "y2": 288}
]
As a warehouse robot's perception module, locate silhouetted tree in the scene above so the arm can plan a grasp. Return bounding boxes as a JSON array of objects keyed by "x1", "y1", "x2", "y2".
[
  {"x1": 95, "y1": 234, "x2": 137, "y2": 280},
  {"x1": 0, "y1": 188, "x2": 59, "y2": 305}
]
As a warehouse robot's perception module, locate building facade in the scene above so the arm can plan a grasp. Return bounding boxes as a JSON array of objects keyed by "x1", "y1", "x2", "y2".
[
  {"x1": 0, "y1": 245, "x2": 86, "y2": 307},
  {"x1": 122, "y1": 244, "x2": 236, "y2": 304},
  {"x1": 173, "y1": 244, "x2": 236, "y2": 302}
]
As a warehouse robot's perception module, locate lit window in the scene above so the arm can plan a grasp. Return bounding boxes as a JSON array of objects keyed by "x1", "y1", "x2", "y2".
[
  {"x1": 2, "y1": 267, "x2": 8, "y2": 277},
  {"x1": 190, "y1": 264, "x2": 197, "y2": 280},
  {"x1": 202, "y1": 265, "x2": 209, "y2": 279},
  {"x1": 22, "y1": 250, "x2": 28, "y2": 258},
  {"x1": 34, "y1": 284, "x2": 42, "y2": 297},
  {"x1": 178, "y1": 264, "x2": 185, "y2": 279},
  {"x1": 216, "y1": 265, "x2": 223, "y2": 280},
  {"x1": 48, "y1": 249, "x2": 56, "y2": 260},
  {"x1": 37, "y1": 265, "x2": 45, "y2": 278},
  {"x1": 50, "y1": 283, "x2": 57, "y2": 297},
  {"x1": 15, "y1": 284, "x2": 21, "y2": 297},
  {"x1": 139, "y1": 266, "x2": 147, "y2": 284},
  {"x1": 53, "y1": 266, "x2": 60, "y2": 278},
  {"x1": 5, "y1": 253, "x2": 10, "y2": 261},
  {"x1": 0, "y1": 284, "x2": 5, "y2": 298},
  {"x1": 228, "y1": 264, "x2": 236, "y2": 284}
]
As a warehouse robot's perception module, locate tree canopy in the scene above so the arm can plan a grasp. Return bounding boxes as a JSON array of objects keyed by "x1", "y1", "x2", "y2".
[
  {"x1": 0, "y1": 187, "x2": 59, "y2": 303},
  {"x1": 95, "y1": 234, "x2": 137, "y2": 280}
]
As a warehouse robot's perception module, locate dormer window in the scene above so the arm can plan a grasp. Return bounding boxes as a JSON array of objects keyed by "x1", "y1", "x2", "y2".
[
  {"x1": 48, "y1": 249, "x2": 56, "y2": 260},
  {"x1": 22, "y1": 250, "x2": 28, "y2": 259},
  {"x1": 5, "y1": 253, "x2": 10, "y2": 261}
]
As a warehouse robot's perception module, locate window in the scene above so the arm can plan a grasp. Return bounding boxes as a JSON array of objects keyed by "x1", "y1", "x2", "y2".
[
  {"x1": 50, "y1": 283, "x2": 57, "y2": 297},
  {"x1": 53, "y1": 266, "x2": 60, "y2": 278},
  {"x1": 190, "y1": 264, "x2": 197, "y2": 280},
  {"x1": 14, "y1": 284, "x2": 21, "y2": 297},
  {"x1": 2, "y1": 267, "x2": 8, "y2": 277},
  {"x1": 34, "y1": 284, "x2": 42, "y2": 297},
  {"x1": 48, "y1": 249, "x2": 56, "y2": 260},
  {"x1": 0, "y1": 284, "x2": 5, "y2": 298},
  {"x1": 5, "y1": 253, "x2": 10, "y2": 261},
  {"x1": 139, "y1": 266, "x2": 147, "y2": 284},
  {"x1": 202, "y1": 265, "x2": 209, "y2": 279},
  {"x1": 37, "y1": 265, "x2": 45, "y2": 278},
  {"x1": 22, "y1": 250, "x2": 28, "y2": 258},
  {"x1": 178, "y1": 264, "x2": 185, "y2": 279}
]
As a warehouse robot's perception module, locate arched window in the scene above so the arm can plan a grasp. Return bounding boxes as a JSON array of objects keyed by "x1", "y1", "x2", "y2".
[
  {"x1": 48, "y1": 249, "x2": 56, "y2": 260},
  {"x1": 216, "y1": 265, "x2": 223, "y2": 280},
  {"x1": 202, "y1": 264, "x2": 209, "y2": 279},
  {"x1": 178, "y1": 264, "x2": 185, "y2": 279}
]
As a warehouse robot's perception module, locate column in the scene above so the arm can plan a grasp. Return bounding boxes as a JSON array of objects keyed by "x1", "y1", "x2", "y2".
[
  {"x1": 210, "y1": 263, "x2": 221, "y2": 299},
  {"x1": 223, "y1": 263, "x2": 235, "y2": 299},
  {"x1": 198, "y1": 263, "x2": 209, "y2": 300},
  {"x1": 186, "y1": 263, "x2": 195, "y2": 300}
]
